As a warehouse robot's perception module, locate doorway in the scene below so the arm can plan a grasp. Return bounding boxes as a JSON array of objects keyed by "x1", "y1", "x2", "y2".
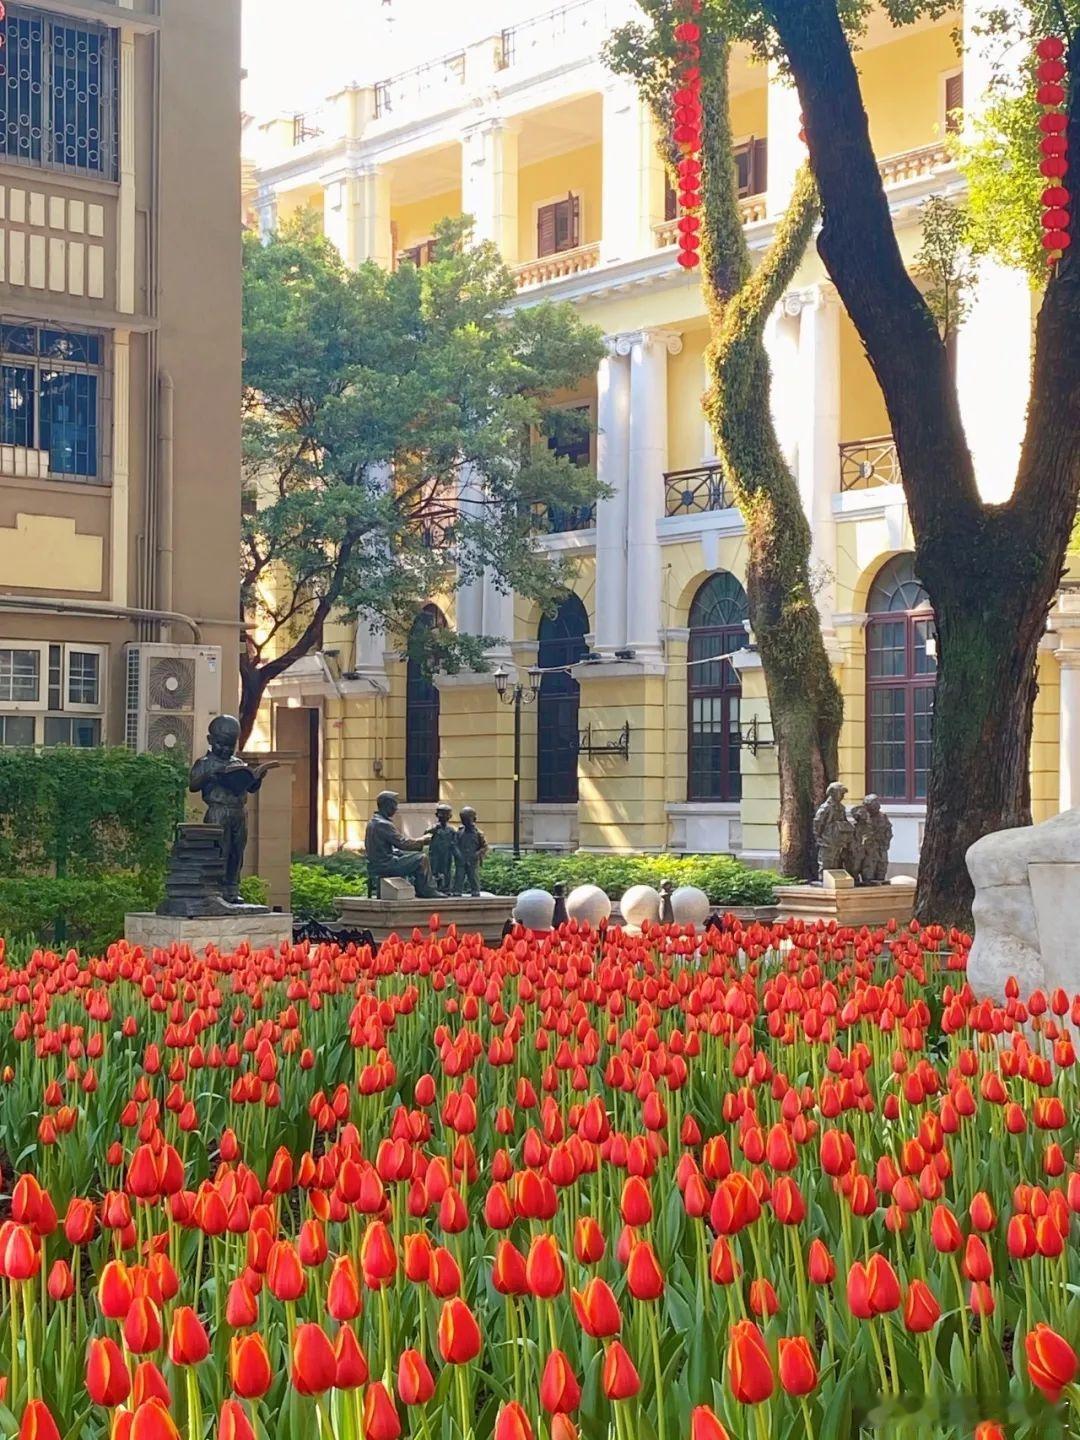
[{"x1": 275, "y1": 705, "x2": 320, "y2": 856}]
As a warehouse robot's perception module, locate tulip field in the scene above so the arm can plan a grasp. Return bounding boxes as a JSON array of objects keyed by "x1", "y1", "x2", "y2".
[{"x1": 0, "y1": 917, "x2": 1078, "y2": 1440}]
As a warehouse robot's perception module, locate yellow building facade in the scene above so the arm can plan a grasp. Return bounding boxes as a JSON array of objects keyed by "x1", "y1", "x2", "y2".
[{"x1": 247, "y1": 0, "x2": 1080, "y2": 870}]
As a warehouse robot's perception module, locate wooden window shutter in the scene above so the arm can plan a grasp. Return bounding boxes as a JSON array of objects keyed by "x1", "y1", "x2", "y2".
[
  {"x1": 537, "y1": 202, "x2": 557, "y2": 257},
  {"x1": 945, "y1": 72, "x2": 964, "y2": 133},
  {"x1": 664, "y1": 173, "x2": 678, "y2": 221},
  {"x1": 569, "y1": 192, "x2": 581, "y2": 249},
  {"x1": 733, "y1": 140, "x2": 753, "y2": 198},
  {"x1": 751, "y1": 137, "x2": 769, "y2": 196}
]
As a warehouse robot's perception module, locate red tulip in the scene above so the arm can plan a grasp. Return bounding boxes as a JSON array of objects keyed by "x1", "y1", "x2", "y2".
[
  {"x1": 526, "y1": 1233, "x2": 565, "y2": 1299},
  {"x1": 539, "y1": 1349, "x2": 582, "y2": 1414},
  {"x1": 364, "y1": 1382, "x2": 402, "y2": 1440},
  {"x1": 397, "y1": 1348, "x2": 435, "y2": 1405},
  {"x1": 807, "y1": 1239, "x2": 835, "y2": 1285},
  {"x1": 728, "y1": 1320, "x2": 774, "y2": 1404},
  {"x1": 334, "y1": 1326, "x2": 369, "y2": 1390},
  {"x1": 130, "y1": 1400, "x2": 180, "y2": 1440},
  {"x1": 494, "y1": 1403, "x2": 535, "y2": 1440},
  {"x1": 266, "y1": 1241, "x2": 306, "y2": 1302},
  {"x1": 690, "y1": 1407, "x2": 731, "y2": 1440},
  {"x1": 626, "y1": 1240, "x2": 665, "y2": 1301},
  {"x1": 571, "y1": 1277, "x2": 622, "y2": 1338},
  {"x1": 437, "y1": 1297, "x2": 482, "y2": 1365},
  {"x1": 19, "y1": 1401, "x2": 61, "y2": 1440},
  {"x1": 327, "y1": 1255, "x2": 362, "y2": 1321},
  {"x1": 230, "y1": 1334, "x2": 271, "y2": 1399},
  {"x1": 123, "y1": 1297, "x2": 163, "y2": 1355},
  {"x1": 218, "y1": 1400, "x2": 255, "y2": 1440},
  {"x1": 866, "y1": 1254, "x2": 901, "y2": 1314},
  {"x1": 168, "y1": 1306, "x2": 210, "y2": 1366},
  {"x1": 778, "y1": 1336, "x2": 818, "y2": 1397},
  {"x1": 1026, "y1": 1324, "x2": 1078, "y2": 1401},
  {"x1": 86, "y1": 1336, "x2": 131, "y2": 1408},
  {"x1": 602, "y1": 1340, "x2": 641, "y2": 1401},
  {"x1": 361, "y1": 1220, "x2": 398, "y2": 1289},
  {"x1": 291, "y1": 1323, "x2": 337, "y2": 1395},
  {"x1": 903, "y1": 1280, "x2": 941, "y2": 1333}
]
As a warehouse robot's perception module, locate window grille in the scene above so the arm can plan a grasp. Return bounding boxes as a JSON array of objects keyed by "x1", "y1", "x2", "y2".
[
  {"x1": 0, "y1": 5, "x2": 119, "y2": 180},
  {"x1": 0, "y1": 321, "x2": 110, "y2": 481}
]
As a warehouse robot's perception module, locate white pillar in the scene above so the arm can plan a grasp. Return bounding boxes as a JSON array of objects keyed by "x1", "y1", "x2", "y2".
[
  {"x1": 626, "y1": 330, "x2": 681, "y2": 655},
  {"x1": 797, "y1": 285, "x2": 842, "y2": 630},
  {"x1": 322, "y1": 173, "x2": 362, "y2": 268},
  {"x1": 1060, "y1": 653, "x2": 1080, "y2": 813},
  {"x1": 766, "y1": 62, "x2": 804, "y2": 218},
  {"x1": 601, "y1": 79, "x2": 663, "y2": 265},
  {"x1": 462, "y1": 119, "x2": 520, "y2": 263},
  {"x1": 356, "y1": 462, "x2": 393, "y2": 676},
  {"x1": 482, "y1": 570, "x2": 514, "y2": 656},
  {"x1": 764, "y1": 302, "x2": 801, "y2": 471},
  {"x1": 594, "y1": 344, "x2": 631, "y2": 653},
  {"x1": 456, "y1": 465, "x2": 485, "y2": 638},
  {"x1": 255, "y1": 187, "x2": 277, "y2": 240},
  {"x1": 354, "y1": 164, "x2": 393, "y2": 269},
  {"x1": 956, "y1": 0, "x2": 1029, "y2": 504}
]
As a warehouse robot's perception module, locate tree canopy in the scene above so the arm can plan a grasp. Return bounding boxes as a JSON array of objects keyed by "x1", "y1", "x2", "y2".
[{"x1": 240, "y1": 215, "x2": 606, "y2": 738}]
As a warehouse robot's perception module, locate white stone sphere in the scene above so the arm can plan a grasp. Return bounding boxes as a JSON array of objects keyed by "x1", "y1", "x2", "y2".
[
  {"x1": 514, "y1": 888, "x2": 555, "y2": 931},
  {"x1": 621, "y1": 884, "x2": 662, "y2": 929},
  {"x1": 566, "y1": 884, "x2": 612, "y2": 927},
  {"x1": 671, "y1": 885, "x2": 711, "y2": 926}
]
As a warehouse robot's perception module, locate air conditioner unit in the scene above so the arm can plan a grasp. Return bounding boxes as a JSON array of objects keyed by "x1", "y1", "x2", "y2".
[{"x1": 125, "y1": 644, "x2": 223, "y2": 765}]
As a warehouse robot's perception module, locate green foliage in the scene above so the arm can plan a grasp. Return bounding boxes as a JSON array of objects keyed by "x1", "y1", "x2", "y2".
[
  {"x1": 239, "y1": 874, "x2": 271, "y2": 907},
  {"x1": 914, "y1": 196, "x2": 979, "y2": 337},
  {"x1": 957, "y1": 80, "x2": 1046, "y2": 282},
  {"x1": 290, "y1": 853, "x2": 780, "y2": 920},
  {"x1": 0, "y1": 747, "x2": 184, "y2": 879},
  {"x1": 0, "y1": 874, "x2": 160, "y2": 956},
  {"x1": 242, "y1": 213, "x2": 606, "y2": 730}
]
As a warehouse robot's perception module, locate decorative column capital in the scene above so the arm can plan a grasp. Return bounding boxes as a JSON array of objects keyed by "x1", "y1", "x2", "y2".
[{"x1": 610, "y1": 328, "x2": 683, "y2": 357}]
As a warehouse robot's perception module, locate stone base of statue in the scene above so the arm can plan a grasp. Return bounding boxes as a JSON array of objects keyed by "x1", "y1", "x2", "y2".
[
  {"x1": 773, "y1": 877, "x2": 916, "y2": 928},
  {"x1": 125, "y1": 911, "x2": 293, "y2": 952},
  {"x1": 336, "y1": 893, "x2": 516, "y2": 946},
  {"x1": 967, "y1": 807, "x2": 1080, "y2": 999}
]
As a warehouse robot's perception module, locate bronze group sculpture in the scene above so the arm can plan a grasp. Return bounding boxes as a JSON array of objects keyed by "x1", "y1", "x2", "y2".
[
  {"x1": 364, "y1": 791, "x2": 444, "y2": 900},
  {"x1": 812, "y1": 783, "x2": 893, "y2": 884}
]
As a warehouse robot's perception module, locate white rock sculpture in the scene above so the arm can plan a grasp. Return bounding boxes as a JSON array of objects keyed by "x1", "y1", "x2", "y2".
[
  {"x1": 671, "y1": 885, "x2": 711, "y2": 926},
  {"x1": 514, "y1": 888, "x2": 555, "y2": 932},
  {"x1": 967, "y1": 807, "x2": 1080, "y2": 999},
  {"x1": 566, "y1": 884, "x2": 612, "y2": 927},
  {"x1": 621, "y1": 884, "x2": 662, "y2": 930}
]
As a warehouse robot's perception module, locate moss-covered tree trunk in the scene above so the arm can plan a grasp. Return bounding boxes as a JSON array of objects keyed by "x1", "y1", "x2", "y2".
[
  {"x1": 766, "y1": 0, "x2": 1080, "y2": 923},
  {"x1": 697, "y1": 37, "x2": 843, "y2": 881}
]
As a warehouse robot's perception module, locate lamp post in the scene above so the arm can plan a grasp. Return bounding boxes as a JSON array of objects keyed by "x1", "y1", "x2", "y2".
[{"x1": 493, "y1": 664, "x2": 541, "y2": 859}]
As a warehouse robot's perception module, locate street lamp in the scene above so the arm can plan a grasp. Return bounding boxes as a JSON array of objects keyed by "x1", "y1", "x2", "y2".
[{"x1": 493, "y1": 664, "x2": 541, "y2": 859}]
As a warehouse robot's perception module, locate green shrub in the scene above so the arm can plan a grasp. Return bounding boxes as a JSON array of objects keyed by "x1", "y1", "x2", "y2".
[
  {"x1": 0, "y1": 874, "x2": 161, "y2": 956},
  {"x1": 239, "y1": 875, "x2": 271, "y2": 907},
  {"x1": 290, "y1": 851, "x2": 779, "y2": 920}
]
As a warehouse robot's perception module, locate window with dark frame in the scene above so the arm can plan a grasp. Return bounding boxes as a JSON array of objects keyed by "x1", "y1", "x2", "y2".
[
  {"x1": 866, "y1": 554, "x2": 937, "y2": 803},
  {"x1": 0, "y1": 641, "x2": 104, "y2": 747},
  {"x1": 405, "y1": 605, "x2": 446, "y2": 804},
  {"x1": 687, "y1": 572, "x2": 749, "y2": 803},
  {"x1": 945, "y1": 71, "x2": 964, "y2": 135},
  {"x1": 733, "y1": 137, "x2": 769, "y2": 199},
  {"x1": 0, "y1": 323, "x2": 106, "y2": 480},
  {"x1": 396, "y1": 238, "x2": 438, "y2": 270},
  {"x1": 0, "y1": 6, "x2": 119, "y2": 180},
  {"x1": 537, "y1": 193, "x2": 581, "y2": 258},
  {"x1": 537, "y1": 595, "x2": 589, "y2": 805}
]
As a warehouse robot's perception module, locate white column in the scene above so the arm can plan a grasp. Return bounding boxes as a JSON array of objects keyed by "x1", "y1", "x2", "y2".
[
  {"x1": 594, "y1": 344, "x2": 631, "y2": 653},
  {"x1": 1059, "y1": 652, "x2": 1080, "y2": 813},
  {"x1": 626, "y1": 330, "x2": 681, "y2": 655},
  {"x1": 455, "y1": 465, "x2": 485, "y2": 638},
  {"x1": 255, "y1": 188, "x2": 278, "y2": 240},
  {"x1": 956, "y1": 0, "x2": 1029, "y2": 504},
  {"x1": 764, "y1": 301, "x2": 801, "y2": 471},
  {"x1": 797, "y1": 285, "x2": 842, "y2": 630},
  {"x1": 601, "y1": 79, "x2": 663, "y2": 265},
  {"x1": 482, "y1": 571, "x2": 515, "y2": 656},
  {"x1": 766, "y1": 62, "x2": 804, "y2": 219},
  {"x1": 322, "y1": 173, "x2": 362, "y2": 269},
  {"x1": 462, "y1": 119, "x2": 520, "y2": 263},
  {"x1": 356, "y1": 463, "x2": 392, "y2": 676},
  {"x1": 355, "y1": 164, "x2": 393, "y2": 269}
]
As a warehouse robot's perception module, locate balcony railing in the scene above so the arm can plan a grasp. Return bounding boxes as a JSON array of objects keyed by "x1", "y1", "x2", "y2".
[
  {"x1": 535, "y1": 501, "x2": 597, "y2": 534},
  {"x1": 513, "y1": 243, "x2": 601, "y2": 290},
  {"x1": 292, "y1": 111, "x2": 324, "y2": 146},
  {"x1": 665, "y1": 464, "x2": 737, "y2": 517},
  {"x1": 839, "y1": 437, "x2": 901, "y2": 492},
  {"x1": 374, "y1": 53, "x2": 466, "y2": 119},
  {"x1": 499, "y1": 1, "x2": 604, "y2": 70},
  {"x1": 655, "y1": 195, "x2": 765, "y2": 250},
  {"x1": 878, "y1": 142, "x2": 951, "y2": 186}
]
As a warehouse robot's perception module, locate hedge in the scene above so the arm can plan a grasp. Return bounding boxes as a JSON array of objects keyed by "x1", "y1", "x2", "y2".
[{"x1": 291, "y1": 851, "x2": 780, "y2": 921}]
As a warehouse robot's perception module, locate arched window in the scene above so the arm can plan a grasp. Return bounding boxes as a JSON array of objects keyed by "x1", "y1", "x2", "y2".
[
  {"x1": 405, "y1": 604, "x2": 446, "y2": 803},
  {"x1": 537, "y1": 594, "x2": 589, "y2": 804},
  {"x1": 866, "y1": 554, "x2": 937, "y2": 802},
  {"x1": 687, "y1": 572, "x2": 749, "y2": 802}
]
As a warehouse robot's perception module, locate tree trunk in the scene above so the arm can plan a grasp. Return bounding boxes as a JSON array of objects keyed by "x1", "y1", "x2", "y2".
[{"x1": 238, "y1": 653, "x2": 267, "y2": 749}]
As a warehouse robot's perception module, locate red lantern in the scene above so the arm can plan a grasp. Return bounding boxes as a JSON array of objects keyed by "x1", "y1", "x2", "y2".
[{"x1": 1036, "y1": 37, "x2": 1071, "y2": 264}]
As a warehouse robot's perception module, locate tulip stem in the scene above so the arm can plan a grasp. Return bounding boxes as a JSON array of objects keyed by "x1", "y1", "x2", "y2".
[
  {"x1": 800, "y1": 1397, "x2": 815, "y2": 1440},
  {"x1": 8, "y1": 1279, "x2": 20, "y2": 1404},
  {"x1": 22, "y1": 1282, "x2": 35, "y2": 1402},
  {"x1": 456, "y1": 1363, "x2": 472, "y2": 1440},
  {"x1": 647, "y1": 1305, "x2": 667, "y2": 1440}
]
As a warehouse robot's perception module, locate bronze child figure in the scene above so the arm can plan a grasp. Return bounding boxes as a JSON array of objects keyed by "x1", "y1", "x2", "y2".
[
  {"x1": 454, "y1": 806, "x2": 489, "y2": 897},
  {"x1": 188, "y1": 715, "x2": 279, "y2": 902},
  {"x1": 427, "y1": 803, "x2": 460, "y2": 895}
]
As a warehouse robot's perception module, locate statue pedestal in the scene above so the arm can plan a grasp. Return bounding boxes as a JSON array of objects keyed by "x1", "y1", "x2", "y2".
[
  {"x1": 336, "y1": 895, "x2": 515, "y2": 945},
  {"x1": 125, "y1": 912, "x2": 294, "y2": 953},
  {"x1": 773, "y1": 883, "x2": 915, "y2": 928}
]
